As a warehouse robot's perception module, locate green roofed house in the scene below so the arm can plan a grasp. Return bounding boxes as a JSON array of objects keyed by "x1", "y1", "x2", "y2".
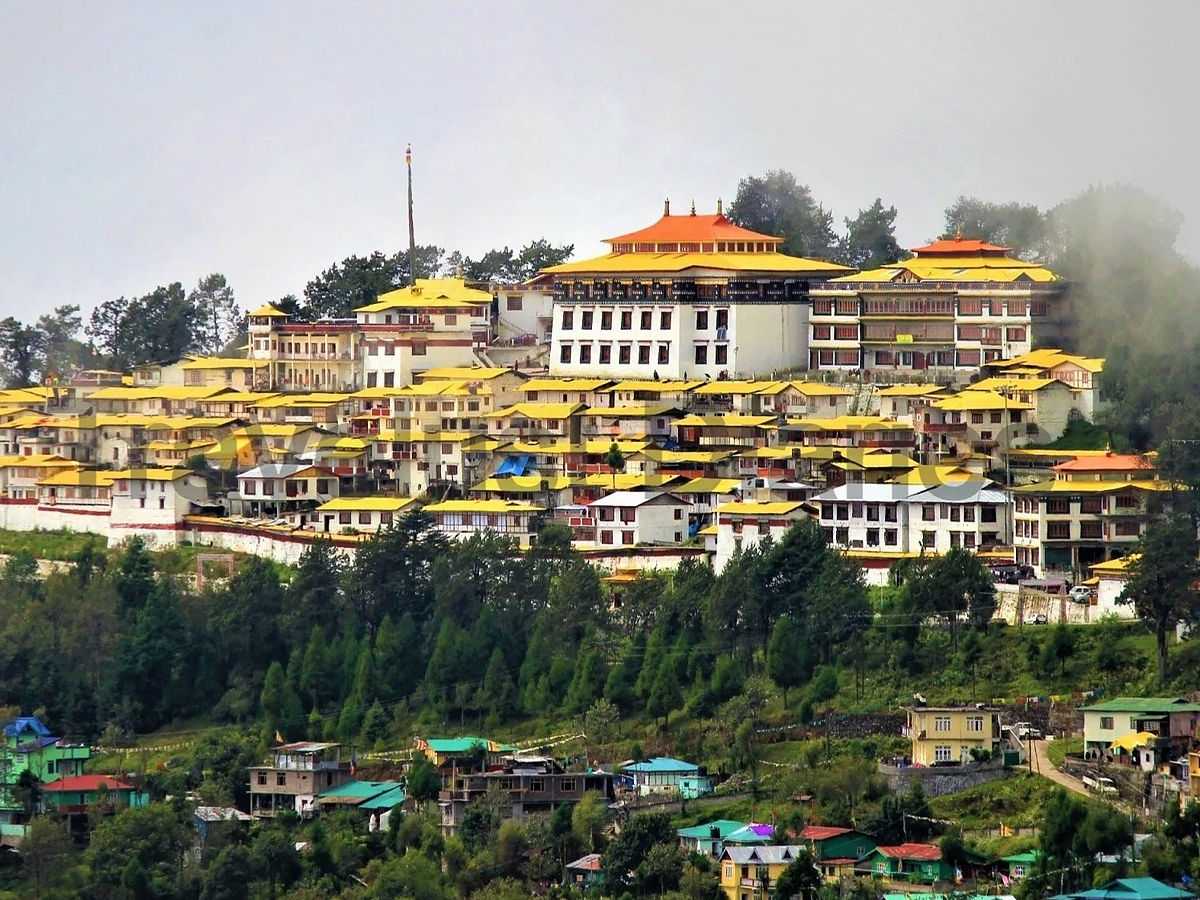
[
  {"x1": 623, "y1": 757, "x2": 712, "y2": 797},
  {"x1": 678, "y1": 820, "x2": 748, "y2": 858},
  {"x1": 0, "y1": 716, "x2": 91, "y2": 845},
  {"x1": 1001, "y1": 851, "x2": 1040, "y2": 882},
  {"x1": 414, "y1": 736, "x2": 519, "y2": 770},
  {"x1": 318, "y1": 780, "x2": 405, "y2": 813},
  {"x1": 1063, "y1": 878, "x2": 1196, "y2": 900},
  {"x1": 1079, "y1": 698, "x2": 1200, "y2": 766},
  {"x1": 860, "y1": 843, "x2": 954, "y2": 884}
]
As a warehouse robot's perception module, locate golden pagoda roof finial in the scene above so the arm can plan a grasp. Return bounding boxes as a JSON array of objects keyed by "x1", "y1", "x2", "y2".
[
  {"x1": 690, "y1": 199, "x2": 696, "y2": 216},
  {"x1": 955, "y1": 227, "x2": 962, "y2": 241},
  {"x1": 717, "y1": 197, "x2": 723, "y2": 216},
  {"x1": 664, "y1": 198, "x2": 670, "y2": 216}
]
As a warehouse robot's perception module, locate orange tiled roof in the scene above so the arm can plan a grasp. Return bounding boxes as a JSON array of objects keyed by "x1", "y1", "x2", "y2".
[
  {"x1": 606, "y1": 213, "x2": 782, "y2": 246},
  {"x1": 912, "y1": 237, "x2": 1011, "y2": 256},
  {"x1": 1053, "y1": 454, "x2": 1154, "y2": 473}
]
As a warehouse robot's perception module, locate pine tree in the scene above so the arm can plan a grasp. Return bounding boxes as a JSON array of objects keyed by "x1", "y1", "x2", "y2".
[
  {"x1": 564, "y1": 648, "x2": 604, "y2": 714},
  {"x1": 647, "y1": 656, "x2": 682, "y2": 727}
]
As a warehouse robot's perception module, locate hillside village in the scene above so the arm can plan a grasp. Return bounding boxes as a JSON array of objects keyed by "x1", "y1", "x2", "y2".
[
  {"x1": 2, "y1": 206, "x2": 1200, "y2": 900},
  {"x1": 0, "y1": 210, "x2": 1144, "y2": 609}
]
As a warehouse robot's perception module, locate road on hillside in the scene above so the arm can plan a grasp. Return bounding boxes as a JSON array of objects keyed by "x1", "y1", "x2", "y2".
[{"x1": 1027, "y1": 738, "x2": 1092, "y2": 797}]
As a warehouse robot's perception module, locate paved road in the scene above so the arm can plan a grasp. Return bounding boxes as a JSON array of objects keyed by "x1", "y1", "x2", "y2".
[{"x1": 1027, "y1": 738, "x2": 1092, "y2": 797}]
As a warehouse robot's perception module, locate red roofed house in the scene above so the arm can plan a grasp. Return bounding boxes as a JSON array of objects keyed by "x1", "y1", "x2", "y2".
[
  {"x1": 808, "y1": 233, "x2": 1065, "y2": 378},
  {"x1": 545, "y1": 201, "x2": 852, "y2": 380},
  {"x1": 41, "y1": 773, "x2": 150, "y2": 837},
  {"x1": 565, "y1": 852, "x2": 603, "y2": 887},
  {"x1": 860, "y1": 842, "x2": 954, "y2": 883}
]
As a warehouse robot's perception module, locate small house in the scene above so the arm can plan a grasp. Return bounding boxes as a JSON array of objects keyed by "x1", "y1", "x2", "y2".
[
  {"x1": 565, "y1": 853, "x2": 603, "y2": 888},
  {"x1": 623, "y1": 757, "x2": 706, "y2": 797},
  {"x1": 678, "y1": 819, "x2": 748, "y2": 858},
  {"x1": 718, "y1": 845, "x2": 805, "y2": 900},
  {"x1": 860, "y1": 843, "x2": 953, "y2": 884}
]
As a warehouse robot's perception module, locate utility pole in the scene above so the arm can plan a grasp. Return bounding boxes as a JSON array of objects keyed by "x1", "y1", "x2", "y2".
[{"x1": 406, "y1": 143, "x2": 418, "y2": 286}]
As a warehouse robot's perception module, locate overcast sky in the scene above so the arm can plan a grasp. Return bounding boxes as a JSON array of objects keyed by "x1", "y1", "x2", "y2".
[{"x1": 3, "y1": 1, "x2": 1198, "y2": 322}]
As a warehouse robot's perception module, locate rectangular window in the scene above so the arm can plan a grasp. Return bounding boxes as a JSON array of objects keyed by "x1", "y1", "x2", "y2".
[
  {"x1": 1100, "y1": 716, "x2": 1114, "y2": 730},
  {"x1": 934, "y1": 746, "x2": 952, "y2": 763},
  {"x1": 990, "y1": 411, "x2": 1002, "y2": 423},
  {"x1": 922, "y1": 504, "x2": 935, "y2": 522},
  {"x1": 579, "y1": 345, "x2": 592, "y2": 364},
  {"x1": 620, "y1": 310, "x2": 632, "y2": 329},
  {"x1": 660, "y1": 311, "x2": 672, "y2": 329},
  {"x1": 560, "y1": 344, "x2": 572, "y2": 364},
  {"x1": 412, "y1": 341, "x2": 426, "y2": 356},
  {"x1": 581, "y1": 311, "x2": 593, "y2": 329},
  {"x1": 714, "y1": 344, "x2": 728, "y2": 365},
  {"x1": 1048, "y1": 522, "x2": 1070, "y2": 539},
  {"x1": 599, "y1": 344, "x2": 611, "y2": 364},
  {"x1": 507, "y1": 296, "x2": 523, "y2": 310},
  {"x1": 638, "y1": 345, "x2": 651, "y2": 365},
  {"x1": 934, "y1": 716, "x2": 951, "y2": 732},
  {"x1": 600, "y1": 310, "x2": 613, "y2": 329},
  {"x1": 358, "y1": 512, "x2": 372, "y2": 524},
  {"x1": 640, "y1": 310, "x2": 652, "y2": 329},
  {"x1": 812, "y1": 325, "x2": 831, "y2": 340},
  {"x1": 696, "y1": 310, "x2": 709, "y2": 330},
  {"x1": 618, "y1": 345, "x2": 631, "y2": 365},
  {"x1": 1008, "y1": 298, "x2": 1029, "y2": 316},
  {"x1": 695, "y1": 345, "x2": 708, "y2": 364},
  {"x1": 657, "y1": 344, "x2": 670, "y2": 365},
  {"x1": 966, "y1": 716, "x2": 983, "y2": 732},
  {"x1": 562, "y1": 311, "x2": 574, "y2": 330},
  {"x1": 885, "y1": 529, "x2": 897, "y2": 545},
  {"x1": 834, "y1": 325, "x2": 858, "y2": 340}
]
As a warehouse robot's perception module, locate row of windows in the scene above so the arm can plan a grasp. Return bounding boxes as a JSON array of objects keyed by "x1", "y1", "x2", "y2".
[
  {"x1": 562, "y1": 309, "x2": 672, "y2": 331},
  {"x1": 560, "y1": 343, "x2": 670, "y2": 365},
  {"x1": 814, "y1": 297, "x2": 1042, "y2": 317},
  {"x1": 1013, "y1": 495, "x2": 1139, "y2": 514}
]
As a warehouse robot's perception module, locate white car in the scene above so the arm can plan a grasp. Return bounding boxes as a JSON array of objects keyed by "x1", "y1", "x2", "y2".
[{"x1": 1068, "y1": 585, "x2": 1093, "y2": 603}]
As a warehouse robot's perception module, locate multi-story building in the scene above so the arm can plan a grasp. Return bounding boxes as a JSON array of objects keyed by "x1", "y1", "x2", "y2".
[
  {"x1": 546, "y1": 202, "x2": 849, "y2": 380},
  {"x1": 1080, "y1": 697, "x2": 1200, "y2": 764},
  {"x1": 807, "y1": 237, "x2": 1064, "y2": 379},
  {"x1": 903, "y1": 705, "x2": 1003, "y2": 766},
  {"x1": 437, "y1": 754, "x2": 613, "y2": 835},
  {"x1": 246, "y1": 303, "x2": 359, "y2": 392},
  {"x1": 584, "y1": 490, "x2": 691, "y2": 547},
  {"x1": 718, "y1": 846, "x2": 807, "y2": 900},
  {"x1": 713, "y1": 500, "x2": 809, "y2": 572},
  {"x1": 1011, "y1": 453, "x2": 1164, "y2": 576},
  {"x1": 813, "y1": 479, "x2": 1008, "y2": 558},
  {"x1": 249, "y1": 741, "x2": 351, "y2": 818}
]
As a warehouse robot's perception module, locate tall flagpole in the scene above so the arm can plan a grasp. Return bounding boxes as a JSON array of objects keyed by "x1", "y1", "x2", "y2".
[{"x1": 406, "y1": 143, "x2": 418, "y2": 286}]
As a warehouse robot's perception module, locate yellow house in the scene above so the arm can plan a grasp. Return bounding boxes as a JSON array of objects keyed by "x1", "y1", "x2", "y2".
[
  {"x1": 903, "y1": 705, "x2": 1002, "y2": 765},
  {"x1": 719, "y1": 846, "x2": 806, "y2": 900}
]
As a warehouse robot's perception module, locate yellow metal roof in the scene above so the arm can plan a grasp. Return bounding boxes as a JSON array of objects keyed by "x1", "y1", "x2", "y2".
[
  {"x1": 180, "y1": 356, "x2": 268, "y2": 370},
  {"x1": 471, "y1": 475, "x2": 575, "y2": 493},
  {"x1": 1091, "y1": 555, "x2": 1137, "y2": 575},
  {"x1": 672, "y1": 477, "x2": 743, "y2": 494},
  {"x1": 37, "y1": 469, "x2": 118, "y2": 487},
  {"x1": 636, "y1": 447, "x2": 734, "y2": 464},
  {"x1": 87, "y1": 385, "x2": 233, "y2": 401},
  {"x1": 875, "y1": 383, "x2": 950, "y2": 397},
  {"x1": 674, "y1": 413, "x2": 777, "y2": 427},
  {"x1": 1003, "y1": 448, "x2": 1112, "y2": 459},
  {"x1": 145, "y1": 439, "x2": 219, "y2": 451},
  {"x1": 423, "y1": 499, "x2": 544, "y2": 514},
  {"x1": 789, "y1": 381, "x2": 853, "y2": 396},
  {"x1": 418, "y1": 366, "x2": 519, "y2": 381},
  {"x1": 521, "y1": 377, "x2": 615, "y2": 392},
  {"x1": 0, "y1": 454, "x2": 78, "y2": 470},
  {"x1": 968, "y1": 377, "x2": 1061, "y2": 393},
  {"x1": 697, "y1": 524, "x2": 718, "y2": 536},
  {"x1": 738, "y1": 447, "x2": 797, "y2": 460},
  {"x1": 234, "y1": 423, "x2": 314, "y2": 437},
  {"x1": 356, "y1": 278, "x2": 493, "y2": 313},
  {"x1": 786, "y1": 415, "x2": 914, "y2": 431},
  {"x1": 992, "y1": 348, "x2": 1104, "y2": 374},
  {"x1": 608, "y1": 379, "x2": 706, "y2": 393},
  {"x1": 578, "y1": 473, "x2": 680, "y2": 489},
  {"x1": 544, "y1": 251, "x2": 852, "y2": 276},
  {"x1": 832, "y1": 452, "x2": 919, "y2": 470},
  {"x1": 502, "y1": 439, "x2": 650, "y2": 455},
  {"x1": 143, "y1": 417, "x2": 241, "y2": 430},
  {"x1": 315, "y1": 496, "x2": 416, "y2": 512},
  {"x1": 832, "y1": 255, "x2": 1059, "y2": 284},
  {"x1": 487, "y1": 402, "x2": 586, "y2": 419},
  {"x1": 249, "y1": 303, "x2": 288, "y2": 317},
  {"x1": 716, "y1": 500, "x2": 805, "y2": 515},
  {"x1": 252, "y1": 393, "x2": 349, "y2": 408},
  {"x1": 693, "y1": 380, "x2": 787, "y2": 396},
  {"x1": 933, "y1": 391, "x2": 1034, "y2": 412},
  {"x1": 108, "y1": 468, "x2": 194, "y2": 482}
]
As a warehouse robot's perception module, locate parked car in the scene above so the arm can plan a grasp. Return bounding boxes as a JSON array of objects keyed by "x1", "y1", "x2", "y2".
[
  {"x1": 1069, "y1": 585, "x2": 1093, "y2": 603},
  {"x1": 1026, "y1": 612, "x2": 1048, "y2": 625}
]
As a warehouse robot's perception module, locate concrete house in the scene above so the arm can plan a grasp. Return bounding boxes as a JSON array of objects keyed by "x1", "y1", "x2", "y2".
[
  {"x1": 903, "y1": 705, "x2": 1003, "y2": 765},
  {"x1": 586, "y1": 490, "x2": 691, "y2": 546}
]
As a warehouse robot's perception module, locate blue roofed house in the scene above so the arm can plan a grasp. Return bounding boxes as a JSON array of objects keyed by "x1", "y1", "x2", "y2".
[
  {"x1": 0, "y1": 716, "x2": 91, "y2": 845},
  {"x1": 623, "y1": 757, "x2": 712, "y2": 798}
]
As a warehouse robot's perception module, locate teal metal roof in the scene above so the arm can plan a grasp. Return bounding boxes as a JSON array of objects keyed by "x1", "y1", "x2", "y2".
[
  {"x1": 1003, "y1": 851, "x2": 1040, "y2": 864},
  {"x1": 1071, "y1": 878, "x2": 1196, "y2": 900},
  {"x1": 1081, "y1": 698, "x2": 1200, "y2": 714},
  {"x1": 677, "y1": 819, "x2": 747, "y2": 840},
  {"x1": 424, "y1": 737, "x2": 518, "y2": 753},
  {"x1": 319, "y1": 780, "x2": 403, "y2": 801},
  {"x1": 360, "y1": 786, "x2": 406, "y2": 810},
  {"x1": 624, "y1": 757, "x2": 699, "y2": 773}
]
